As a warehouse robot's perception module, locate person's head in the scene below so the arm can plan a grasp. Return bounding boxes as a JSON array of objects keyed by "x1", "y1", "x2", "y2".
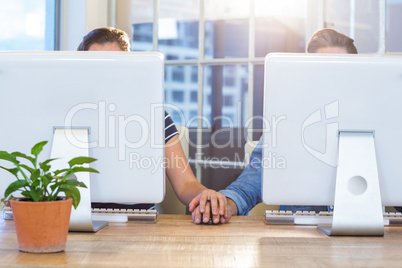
[
  {"x1": 77, "y1": 27, "x2": 130, "y2": 51},
  {"x1": 307, "y1": 28, "x2": 358, "y2": 54}
]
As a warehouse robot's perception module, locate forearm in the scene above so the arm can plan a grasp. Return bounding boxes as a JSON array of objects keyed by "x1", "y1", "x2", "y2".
[
  {"x1": 219, "y1": 137, "x2": 263, "y2": 215},
  {"x1": 165, "y1": 135, "x2": 206, "y2": 206},
  {"x1": 226, "y1": 197, "x2": 238, "y2": 216},
  {"x1": 175, "y1": 179, "x2": 207, "y2": 206}
]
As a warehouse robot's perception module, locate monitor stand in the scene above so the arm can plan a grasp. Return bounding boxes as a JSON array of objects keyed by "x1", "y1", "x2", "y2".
[
  {"x1": 317, "y1": 130, "x2": 384, "y2": 236},
  {"x1": 51, "y1": 127, "x2": 108, "y2": 232}
]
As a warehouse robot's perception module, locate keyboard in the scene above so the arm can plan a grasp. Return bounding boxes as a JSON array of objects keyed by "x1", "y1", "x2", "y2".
[
  {"x1": 91, "y1": 208, "x2": 158, "y2": 223},
  {"x1": 2, "y1": 207, "x2": 158, "y2": 223},
  {"x1": 265, "y1": 210, "x2": 402, "y2": 226}
]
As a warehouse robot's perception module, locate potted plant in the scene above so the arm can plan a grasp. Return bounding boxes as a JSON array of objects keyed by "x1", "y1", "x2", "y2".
[{"x1": 0, "y1": 141, "x2": 99, "y2": 253}]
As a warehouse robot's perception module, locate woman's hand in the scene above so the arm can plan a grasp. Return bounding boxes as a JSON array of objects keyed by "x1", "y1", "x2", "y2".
[{"x1": 189, "y1": 190, "x2": 233, "y2": 224}]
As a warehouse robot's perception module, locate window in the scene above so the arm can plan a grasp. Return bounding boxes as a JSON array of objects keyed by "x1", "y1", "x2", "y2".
[
  {"x1": 172, "y1": 66, "x2": 185, "y2": 82},
  {"x1": 158, "y1": 0, "x2": 199, "y2": 58},
  {"x1": 224, "y1": 77, "x2": 235, "y2": 87},
  {"x1": 203, "y1": 64, "x2": 248, "y2": 129},
  {"x1": 323, "y1": 0, "x2": 379, "y2": 53},
  {"x1": 131, "y1": 1, "x2": 154, "y2": 52},
  {"x1": 386, "y1": 0, "x2": 402, "y2": 52},
  {"x1": 133, "y1": 23, "x2": 153, "y2": 43},
  {"x1": 172, "y1": 90, "x2": 184, "y2": 102},
  {"x1": 189, "y1": 110, "x2": 198, "y2": 118},
  {"x1": 191, "y1": 66, "x2": 198, "y2": 83},
  {"x1": 118, "y1": 0, "x2": 399, "y2": 190},
  {"x1": 164, "y1": 67, "x2": 168, "y2": 81},
  {"x1": 255, "y1": 0, "x2": 306, "y2": 56},
  {"x1": 223, "y1": 95, "x2": 234, "y2": 107},
  {"x1": 165, "y1": 65, "x2": 198, "y2": 127},
  {"x1": 166, "y1": 54, "x2": 179, "y2": 60},
  {"x1": 190, "y1": 91, "x2": 198, "y2": 102},
  {"x1": 0, "y1": 0, "x2": 56, "y2": 51}
]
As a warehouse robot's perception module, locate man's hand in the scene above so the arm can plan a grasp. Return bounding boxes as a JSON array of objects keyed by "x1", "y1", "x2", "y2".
[{"x1": 189, "y1": 190, "x2": 234, "y2": 224}]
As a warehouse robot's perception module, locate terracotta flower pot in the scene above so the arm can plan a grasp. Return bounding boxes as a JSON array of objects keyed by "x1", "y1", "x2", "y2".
[{"x1": 10, "y1": 197, "x2": 73, "y2": 253}]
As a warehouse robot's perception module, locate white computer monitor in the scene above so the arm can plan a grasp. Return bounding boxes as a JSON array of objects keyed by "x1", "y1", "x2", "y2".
[
  {"x1": 262, "y1": 53, "x2": 402, "y2": 235},
  {"x1": 0, "y1": 52, "x2": 165, "y2": 230}
]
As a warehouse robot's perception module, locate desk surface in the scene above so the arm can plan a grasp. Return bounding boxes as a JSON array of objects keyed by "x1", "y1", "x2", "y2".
[{"x1": 1, "y1": 214, "x2": 402, "y2": 267}]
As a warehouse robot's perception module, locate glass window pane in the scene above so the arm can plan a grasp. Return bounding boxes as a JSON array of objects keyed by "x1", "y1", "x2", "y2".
[
  {"x1": 165, "y1": 65, "x2": 198, "y2": 128},
  {"x1": 130, "y1": 0, "x2": 154, "y2": 51},
  {"x1": 159, "y1": 0, "x2": 199, "y2": 59},
  {"x1": 255, "y1": 0, "x2": 306, "y2": 56},
  {"x1": 0, "y1": 0, "x2": 53, "y2": 51},
  {"x1": 323, "y1": 0, "x2": 379, "y2": 53},
  {"x1": 203, "y1": 65, "x2": 248, "y2": 129},
  {"x1": 205, "y1": 0, "x2": 249, "y2": 59},
  {"x1": 251, "y1": 64, "x2": 265, "y2": 141},
  {"x1": 386, "y1": 0, "x2": 402, "y2": 52},
  {"x1": 199, "y1": 127, "x2": 247, "y2": 162},
  {"x1": 200, "y1": 64, "x2": 248, "y2": 162},
  {"x1": 172, "y1": 66, "x2": 185, "y2": 82}
]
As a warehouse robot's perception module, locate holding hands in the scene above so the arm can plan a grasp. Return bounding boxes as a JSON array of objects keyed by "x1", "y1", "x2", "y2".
[{"x1": 189, "y1": 190, "x2": 234, "y2": 224}]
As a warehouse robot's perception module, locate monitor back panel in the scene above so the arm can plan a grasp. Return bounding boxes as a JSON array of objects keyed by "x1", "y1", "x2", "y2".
[
  {"x1": 262, "y1": 53, "x2": 402, "y2": 206},
  {"x1": 0, "y1": 52, "x2": 165, "y2": 204}
]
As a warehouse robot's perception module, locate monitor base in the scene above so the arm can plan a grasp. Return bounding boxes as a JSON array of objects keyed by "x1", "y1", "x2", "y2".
[
  {"x1": 51, "y1": 127, "x2": 107, "y2": 232},
  {"x1": 318, "y1": 131, "x2": 384, "y2": 236}
]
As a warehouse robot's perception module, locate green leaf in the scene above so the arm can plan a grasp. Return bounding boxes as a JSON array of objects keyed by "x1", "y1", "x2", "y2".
[
  {"x1": 53, "y1": 168, "x2": 68, "y2": 176},
  {"x1": 68, "y1": 156, "x2": 97, "y2": 167},
  {"x1": 29, "y1": 187, "x2": 42, "y2": 202},
  {"x1": 50, "y1": 182, "x2": 60, "y2": 192},
  {"x1": 29, "y1": 170, "x2": 40, "y2": 188},
  {"x1": 70, "y1": 166, "x2": 99, "y2": 174},
  {"x1": 20, "y1": 191, "x2": 33, "y2": 200},
  {"x1": 32, "y1": 179, "x2": 40, "y2": 188},
  {"x1": 31, "y1": 141, "x2": 48, "y2": 157},
  {"x1": 11, "y1": 152, "x2": 35, "y2": 165},
  {"x1": 41, "y1": 174, "x2": 50, "y2": 187},
  {"x1": 41, "y1": 158, "x2": 57, "y2": 165},
  {"x1": 60, "y1": 185, "x2": 81, "y2": 209},
  {"x1": 0, "y1": 151, "x2": 19, "y2": 164},
  {"x1": 77, "y1": 181, "x2": 87, "y2": 188},
  {"x1": 64, "y1": 166, "x2": 99, "y2": 179},
  {"x1": 0, "y1": 166, "x2": 19, "y2": 177},
  {"x1": 1, "y1": 194, "x2": 13, "y2": 204},
  {"x1": 44, "y1": 173, "x2": 54, "y2": 181},
  {"x1": 19, "y1": 164, "x2": 35, "y2": 175},
  {"x1": 4, "y1": 180, "x2": 29, "y2": 199},
  {"x1": 39, "y1": 158, "x2": 57, "y2": 173},
  {"x1": 64, "y1": 179, "x2": 87, "y2": 188},
  {"x1": 63, "y1": 179, "x2": 80, "y2": 186}
]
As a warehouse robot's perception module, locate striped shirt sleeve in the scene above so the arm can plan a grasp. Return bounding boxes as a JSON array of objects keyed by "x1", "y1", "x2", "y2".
[{"x1": 165, "y1": 111, "x2": 179, "y2": 143}]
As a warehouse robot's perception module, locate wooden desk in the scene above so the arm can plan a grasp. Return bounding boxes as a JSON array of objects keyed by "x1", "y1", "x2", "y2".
[{"x1": 1, "y1": 215, "x2": 402, "y2": 267}]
